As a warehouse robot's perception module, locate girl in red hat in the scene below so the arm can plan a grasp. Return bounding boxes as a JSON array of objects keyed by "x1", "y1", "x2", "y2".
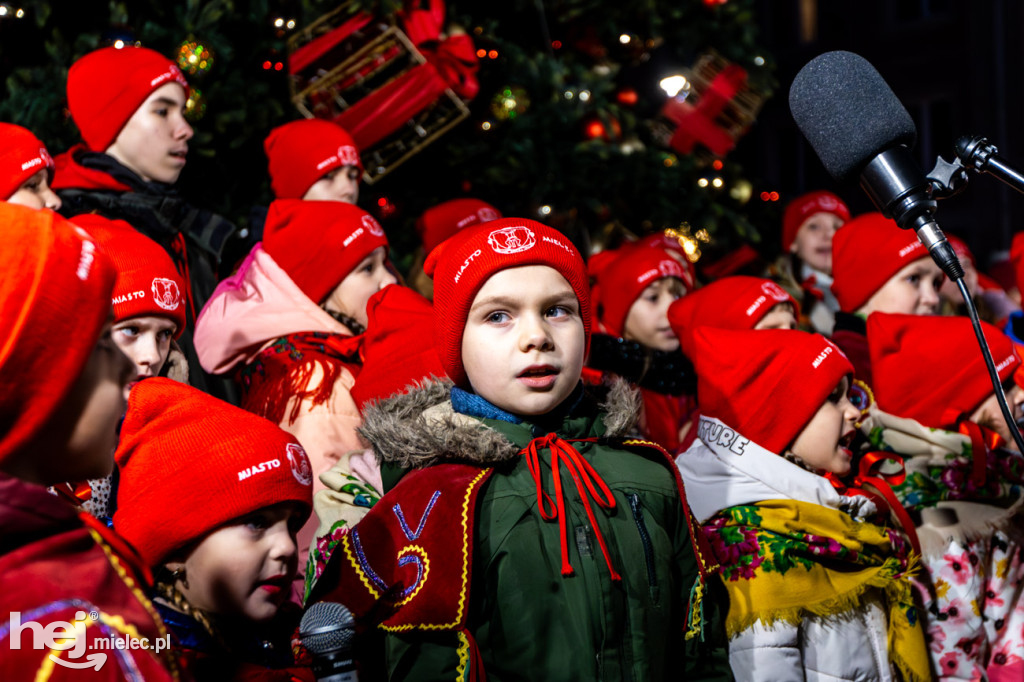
[
  {"x1": 864, "y1": 313, "x2": 1024, "y2": 680},
  {"x1": 0, "y1": 123, "x2": 61, "y2": 211},
  {"x1": 678, "y1": 326, "x2": 929, "y2": 682},
  {"x1": 767, "y1": 189, "x2": 851, "y2": 334},
  {"x1": 50, "y1": 215, "x2": 191, "y2": 523},
  {"x1": 194, "y1": 199, "x2": 397, "y2": 589},
  {"x1": 829, "y1": 212, "x2": 945, "y2": 385},
  {"x1": 0, "y1": 203, "x2": 177, "y2": 679},
  {"x1": 114, "y1": 379, "x2": 314, "y2": 679},
  {"x1": 586, "y1": 237, "x2": 696, "y2": 453}
]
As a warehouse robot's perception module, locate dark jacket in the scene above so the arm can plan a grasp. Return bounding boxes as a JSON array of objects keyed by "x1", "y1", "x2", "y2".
[
  {"x1": 0, "y1": 473, "x2": 178, "y2": 680},
  {"x1": 315, "y1": 378, "x2": 731, "y2": 681},
  {"x1": 53, "y1": 146, "x2": 239, "y2": 404}
]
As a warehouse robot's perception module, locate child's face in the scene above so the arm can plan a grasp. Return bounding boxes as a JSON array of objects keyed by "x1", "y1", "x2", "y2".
[
  {"x1": 322, "y1": 246, "x2": 396, "y2": 328},
  {"x1": 623, "y1": 277, "x2": 685, "y2": 352},
  {"x1": 789, "y1": 376, "x2": 859, "y2": 476},
  {"x1": 754, "y1": 303, "x2": 798, "y2": 330},
  {"x1": 7, "y1": 169, "x2": 61, "y2": 211},
  {"x1": 302, "y1": 166, "x2": 361, "y2": 204},
  {"x1": 105, "y1": 83, "x2": 193, "y2": 184},
  {"x1": 112, "y1": 316, "x2": 178, "y2": 393},
  {"x1": 172, "y1": 502, "x2": 304, "y2": 623},
  {"x1": 969, "y1": 385, "x2": 1024, "y2": 449},
  {"x1": 28, "y1": 318, "x2": 134, "y2": 485},
  {"x1": 462, "y1": 265, "x2": 585, "y2": 417},
  {"x1": 858, "y1": 257, "x2": 943, "y2": 317},
  {"x1": 791, "y1": 211, "x2": 844, "y2": 274}
]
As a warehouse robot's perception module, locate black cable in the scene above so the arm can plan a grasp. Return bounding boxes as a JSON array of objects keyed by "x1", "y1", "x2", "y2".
[{"x1": 957, "y1": 276, "x2": 1024, "y2": 452}]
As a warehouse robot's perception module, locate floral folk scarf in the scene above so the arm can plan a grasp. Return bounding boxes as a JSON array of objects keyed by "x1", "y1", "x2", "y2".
[
  {"x1": 236, "y1": 331, "x2": 363, "y2": 425},
  {"x1": 705, "y1": 498, "x2": 930, "y2": 682}
]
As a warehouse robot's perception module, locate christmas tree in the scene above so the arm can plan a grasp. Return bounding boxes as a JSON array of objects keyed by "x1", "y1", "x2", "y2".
[{"x1": 0, "y1": 0, "x2": 779, "y2": 271}]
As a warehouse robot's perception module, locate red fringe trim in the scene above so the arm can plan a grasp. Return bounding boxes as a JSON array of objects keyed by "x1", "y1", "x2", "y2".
[{"x1": 240, "y1": 351, "x2": 356, "y2": 426}]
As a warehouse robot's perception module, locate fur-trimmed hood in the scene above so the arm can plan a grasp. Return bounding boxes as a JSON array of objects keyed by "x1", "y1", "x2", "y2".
[{"x1": 358, "y1": 377, "x2": 641, "y2": 469}]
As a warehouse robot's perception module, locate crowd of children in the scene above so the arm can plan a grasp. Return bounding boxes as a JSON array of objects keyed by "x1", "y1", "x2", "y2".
[{"x1": 4, "y1": 41, "x2": 1024, "y2": 682}]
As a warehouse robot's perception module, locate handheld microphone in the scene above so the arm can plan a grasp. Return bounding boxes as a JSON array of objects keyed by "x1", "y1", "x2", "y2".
[
  {"x1": 789, "y1": 50, "x2": 963, "y2": 280},
  {"x1": 300, "y1": 601, "x2": 359, "y2": 682}
]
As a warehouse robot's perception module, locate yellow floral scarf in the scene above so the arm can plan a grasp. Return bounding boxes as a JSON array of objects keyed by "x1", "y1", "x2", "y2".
[{"x1": 704, "y1": 498, "x2": 930, "y2": 682}]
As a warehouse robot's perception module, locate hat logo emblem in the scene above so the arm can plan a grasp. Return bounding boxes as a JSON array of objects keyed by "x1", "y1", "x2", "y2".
[
  {"x1": 658, "y1": 259, "x2": 684, "y2": 278},
  {"x1": 338, "y1": 145, "x2": 360, "y2": 167},
  {"x1": 478, "y1": 207, "x2": 500, "y2": 222},
  {"x1": 151, "y1": 278, "x2": 182, "y2": 311},
  {"x1": 761, "y1": 281, "x2": 790, "y2": 302},
  {"x1": 286, "y1": 443, "x2": 312, "y2": 486},
  {"x1": 488, "y1": 226, "x2": 536, "y2": 254},
  {"x1": 362, "y1": 214, "x2": 384, "y2": 237}
]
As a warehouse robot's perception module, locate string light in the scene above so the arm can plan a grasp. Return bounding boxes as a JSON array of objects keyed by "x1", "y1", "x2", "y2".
[
  {"x1": 539, "y1": 205, "x2": 552, "y2": 216},
  {"x1": 659, "y1": 75, "x2": 690, "y2": 98}
]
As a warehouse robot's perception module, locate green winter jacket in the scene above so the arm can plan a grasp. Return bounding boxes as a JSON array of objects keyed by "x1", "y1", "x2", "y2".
[{"x1": 357, "y1": 378, "x2": 731, "y2": 682}]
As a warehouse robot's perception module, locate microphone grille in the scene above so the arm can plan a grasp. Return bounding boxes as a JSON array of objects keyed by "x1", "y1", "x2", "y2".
[
  {"x1": 789, "y1": 50, "x2": 917, "y2": 182},
  {"x1": 300, "y1": 601, "x2": 356, "y2": 655}
]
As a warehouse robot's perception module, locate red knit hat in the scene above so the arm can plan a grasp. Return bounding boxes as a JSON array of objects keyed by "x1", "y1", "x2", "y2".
[
  {"x1": 0, "y1": 123, "x2": 54, "y2": 201},
  {"x1": 416, "y1": 198, "x2": 502, "y2": 256},
  {"x1": 264, "y1": 119, "x2": 362, "y2": 200},
  {"x1": 668, "y1": 276, "x2": 798, "y2": 358},
  {"x1": 693, "y1": 327, "x2": 853, "y2": 454},
  {"x1": 782, "y1": 190, "x2": 850, "y2": 253},
  {"x1": 114, "y1": 378, "x2": 313, "y2": 567},
  {"x1": 423, "y1": 219, "x2": 590, "y2": 387},
  {"x1": 67, "y1": 46, "x2": 189, "y2": 152},
  {"x1": 636, "y1": 231, "x2": 697, "y2": 290},
  {"x1": 350, "y1": 285, "x2": 447, "y2": 409},
  {"x1": 830, "y1": 212, "x2": 928, "y2": 312},
  {"x1": 71, "y1": 215, "x2": 187, "y2": 338},
  {"x1": 590, "y1": 244, "x2": 689, "y2": 337},
  {"x1": 868, "y1": 313, "x2": 1021, "y2": 429},
  {"x1": 0, "y1": 203, "x2": 116, "y2": 463},
  {"x1": 262, "y1": 199, "x2": 389, "y2": 305}
]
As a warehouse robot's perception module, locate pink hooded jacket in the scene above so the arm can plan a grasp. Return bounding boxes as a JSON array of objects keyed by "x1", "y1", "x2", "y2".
[{"x1": 194, "y1": 244, "x2": 365, "y2": 582}]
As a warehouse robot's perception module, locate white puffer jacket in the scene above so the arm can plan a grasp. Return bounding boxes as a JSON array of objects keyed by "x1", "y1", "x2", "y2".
[{"x1": 678, "y1": 416, "x2": 896, "y2": 682}]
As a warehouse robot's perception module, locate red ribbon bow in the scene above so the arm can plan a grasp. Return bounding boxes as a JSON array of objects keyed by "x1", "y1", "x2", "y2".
[
  {"x1": 661, "y1": 64, "x2": 748, "y2": 157},
  {"x1": 941, "y1": 409, "x2": 1003, "y2": 488},
  {"x1": 828, "y1": 451, "x2": 921, "y2": 558},
  {"x1": 521, "y1": 433, "x2": 622, "y2": 581}
]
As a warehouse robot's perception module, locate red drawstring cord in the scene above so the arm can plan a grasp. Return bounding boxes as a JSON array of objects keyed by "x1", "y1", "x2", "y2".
[
  {"x1": 522, "y1": 433, "x2": 622, "y2": 581},
  {"x1": 827, "y1": 451, "x2": 921, "y2": 558}
]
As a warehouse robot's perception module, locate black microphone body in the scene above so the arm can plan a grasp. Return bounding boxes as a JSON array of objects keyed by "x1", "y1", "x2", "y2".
[
  {"x1": 789, "y1": 50, "x2": 963, "y2": 280},
  {"x1": 300, "y1": 602, "x2": 359, "y2": 682}
]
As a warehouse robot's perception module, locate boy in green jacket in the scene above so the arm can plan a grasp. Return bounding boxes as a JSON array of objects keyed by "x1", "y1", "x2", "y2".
[{"x1": 310, "y1": 218, "x2": 730, "y2": 681}]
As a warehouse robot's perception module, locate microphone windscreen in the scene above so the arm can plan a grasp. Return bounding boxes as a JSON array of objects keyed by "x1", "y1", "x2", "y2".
[
  {"x1": 789, "y1": 51, "x2": 917, "y2": 182},
  {"x1": 300, "y1": 601, "x2": 356, "y2": 655}
]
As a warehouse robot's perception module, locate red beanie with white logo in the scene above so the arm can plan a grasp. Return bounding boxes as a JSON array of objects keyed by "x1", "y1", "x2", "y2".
[
  {"x1": 830, "y1": 212, "x2": 928, "y2": 312},
  {"x1": 263, "y1": 199, "x2": 388, "y2": 305},
  {"x1": 636, "y1": 231, "x2": 697, "y2": 290},
  {"x1": 71, "y1": 215, "x2": 187, "y2": 338},
  {"x1": 668, "y1": 276, "x2": 798, "y2": 358},
  {"x1": 0, "y1": 203, "x2": 116, "y2": 462},
  {"x1": 264, "y1": 119, "x2": 362, "y2": 200},
  {"x1": 67, "y1": 46, "x2": 189, "y2": 152},
  {"x1": 0, "y1": 123, "x2": 54, "y2": 201},
  {"x1": 350, "y1": 285, "x2": 447, "y2": 409},
  {"x1": 782, "y1": 190, "x2": 850, "y2": 253},
  {"x1": 423, "y1": 219, "x2": 590, "y2": 387},
  {"x1": 693, "y1": 327, "x2": 853, "y2": 454},
  {"x1": 868, "y1": 312, "x2": 1021, "y2": 429},
  {"x1": 590, "y1": 244, "x2": 689, "y2": 337},
  {"x1": 114, "y1": 378, "x2": 313, "y2": 567},
  {"x1": 416, "y1": 198, "x2": 503, "y2": 257}
]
